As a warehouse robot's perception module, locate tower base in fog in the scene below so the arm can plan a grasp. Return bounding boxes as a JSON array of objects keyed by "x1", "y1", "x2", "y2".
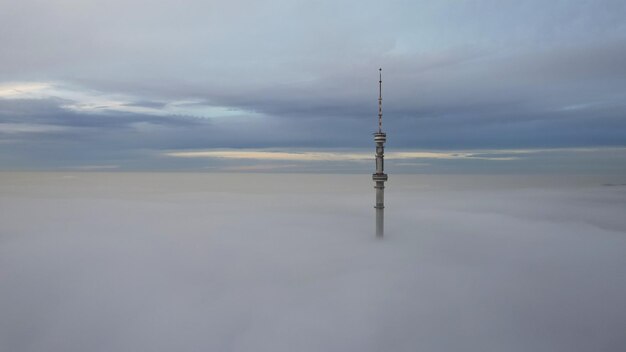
[{"x1": 373, "y1": 173, "x2": 387, "y2": 238}]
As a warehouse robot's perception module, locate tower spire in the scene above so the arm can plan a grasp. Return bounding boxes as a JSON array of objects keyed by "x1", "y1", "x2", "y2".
[{"x1": 378, "y1": 68, "x2": 383, "y2": 133}]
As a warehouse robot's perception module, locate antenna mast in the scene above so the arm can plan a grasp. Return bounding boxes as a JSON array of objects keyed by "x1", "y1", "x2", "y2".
[{"x1": 378, "y1": 68, "x2": 383, "y2": 133}]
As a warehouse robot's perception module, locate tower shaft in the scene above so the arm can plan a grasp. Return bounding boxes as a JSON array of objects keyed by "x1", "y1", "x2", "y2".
[{"x1": 373, "y1": 68, "x2": 387, "y2": 238}]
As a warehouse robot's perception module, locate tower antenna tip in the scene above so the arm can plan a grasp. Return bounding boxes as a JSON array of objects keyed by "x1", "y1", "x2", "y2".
[{"x1": 377, "y1": 68, "x2": 383, "y2": 133}]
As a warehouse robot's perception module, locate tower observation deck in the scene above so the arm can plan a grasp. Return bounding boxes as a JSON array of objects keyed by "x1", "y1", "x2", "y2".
[{"x1": 373, "y1": 68, "x2": 388, "y2": 238}]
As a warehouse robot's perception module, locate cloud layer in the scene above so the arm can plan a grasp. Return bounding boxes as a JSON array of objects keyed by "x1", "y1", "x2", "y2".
[
  {"x1": 1, "y1": 172, "x2": 625, "y2": 351},
  {"x1": 1, "y1": 0, "x2": 625, "y2": 170}
]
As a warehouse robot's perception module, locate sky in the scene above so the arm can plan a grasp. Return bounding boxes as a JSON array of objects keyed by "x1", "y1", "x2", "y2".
[{"x1": 1, "y1": 0, "x2": 626, "y2": 172}]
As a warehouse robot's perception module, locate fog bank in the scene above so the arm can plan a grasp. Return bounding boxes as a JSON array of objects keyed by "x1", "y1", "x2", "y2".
[{"x1": 1, "y1": 173, "x2": 625, "y2": 352}]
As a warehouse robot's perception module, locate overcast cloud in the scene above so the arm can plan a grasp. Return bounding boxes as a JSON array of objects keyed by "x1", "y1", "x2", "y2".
[{"x1": 1, "y1": 0, "x2": 625, "y2": 171}]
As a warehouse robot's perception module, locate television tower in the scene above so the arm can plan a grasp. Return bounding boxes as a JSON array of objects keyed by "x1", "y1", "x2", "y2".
[{"x1": 373, "y1": 68, "x2": 388, "y2": 238}]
